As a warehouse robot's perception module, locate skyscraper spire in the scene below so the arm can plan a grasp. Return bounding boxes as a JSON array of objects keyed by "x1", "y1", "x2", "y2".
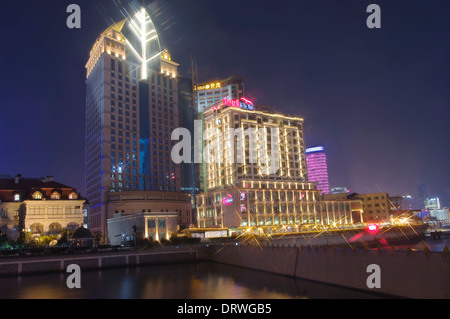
[{"x1": 125, "y1": 7, "x2": 162, "y2": 80}]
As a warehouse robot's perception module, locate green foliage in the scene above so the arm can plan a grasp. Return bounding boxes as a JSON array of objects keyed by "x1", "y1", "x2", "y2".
[
  {"x1": 169, "y1": 235, "x2": 202, "y2": 245},
  {"x1": 28, "y1": 235, "x2": 57, "y2": 247},
  {"x1": 57, "y1": 228, "x2": 68, "y2": 245},
  {"x1": 159, "y1": 238, "x2": 170, "y2": 245},
  {"x1": 16, "y1": 231, "x2": 32, "y2": 245},
  {"x1": 0, "y1": 233, "x2": 20, "y2": 251},
  {"x1": 0, "y1": 234, "x2": 9, "y2": 245},
  {"x1": 92, "y1": 230, "x2": 103, "y2": 244},
  {"x1": 136, "y1": 237, "x2": 158, "y2": 249}
]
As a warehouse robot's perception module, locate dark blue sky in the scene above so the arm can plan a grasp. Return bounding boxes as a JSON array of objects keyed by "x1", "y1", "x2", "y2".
[{"x1": 0, "y1": 0, "x2": 449, "y2": 208}]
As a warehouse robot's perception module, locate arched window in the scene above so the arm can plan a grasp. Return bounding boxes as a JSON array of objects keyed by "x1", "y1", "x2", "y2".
[
  {"x1": 51, "y1": 192, "x2": 60, "y2": 200},
  {"x1": 49, "y1": 223, "x2": 62, "y2": 234},
  {"x1": 33, "y1": 192, "x2": 43, "y2": 200},
  {"x1": 30, "y1": 223, "x2": 44, "y2": 234},
  {"x1": 69, "y1": 192, "x2": 78, "y2": 200}
]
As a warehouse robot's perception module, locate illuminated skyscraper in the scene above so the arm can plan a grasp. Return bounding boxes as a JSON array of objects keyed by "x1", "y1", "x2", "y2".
[
  {"x1": 85, "y1": 7, "x2": 192, "y2": 239},
  {"x1": 305, "y1": 146, "x2": 330, "y2": 194}
]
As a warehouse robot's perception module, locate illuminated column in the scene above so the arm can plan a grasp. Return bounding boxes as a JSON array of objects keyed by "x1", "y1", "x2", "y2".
[
  {"x1": 326, "y1": 203, "x2": 330, "y2": 226},
  {"x1": 348, "y1": 203, "x2": 353, "y2": 225},
  {"x1": 314, "y1": 201, "x2": 318, "y2": 225},
  {"x1": 144, "y1": 216, "x2": 148, "y2": 238},
  {"x1": 332, "y1": 202, "x2": 337, "y2": 225},
  {"x1": 165, "y1": 217, "x2": 169, "y2": 240}
]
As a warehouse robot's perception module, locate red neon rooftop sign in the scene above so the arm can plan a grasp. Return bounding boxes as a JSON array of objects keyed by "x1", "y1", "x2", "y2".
[{"x1": 222, "y1": 97, "x2": 255, "y2": 110}]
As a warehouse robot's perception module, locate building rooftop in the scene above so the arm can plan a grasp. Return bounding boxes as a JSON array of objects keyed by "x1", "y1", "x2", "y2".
[{"x1": 0, "y1": 175, "x2": 85, "y2": 202}]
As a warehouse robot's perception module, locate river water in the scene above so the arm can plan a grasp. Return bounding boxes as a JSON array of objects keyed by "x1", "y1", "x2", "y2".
[
  {"x1": 1, "y1": 237, "x2": 445, "y2": 300},
  {"x1": 0, "y1": 262, "x2": 383, "y2": 299}
]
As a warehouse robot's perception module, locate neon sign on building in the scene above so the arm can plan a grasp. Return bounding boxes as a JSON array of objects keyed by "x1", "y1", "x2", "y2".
[
  {"x1": 222, "y1": 97, "x2": 254, "y2": 111},
  {"x1": 195, "y1": 82, "x2": 222, "y2": 91},
  {"x1": 222, "y1": 193, "x2": 234, "y2": 206}
]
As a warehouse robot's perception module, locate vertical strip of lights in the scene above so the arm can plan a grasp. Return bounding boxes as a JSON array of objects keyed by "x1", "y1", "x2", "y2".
[{"x1": 140, "y1": 8, "x2": 147, "y2": 80}]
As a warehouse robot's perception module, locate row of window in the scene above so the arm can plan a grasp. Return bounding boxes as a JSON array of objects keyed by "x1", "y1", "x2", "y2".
[
  {"x1": 110, "y1": 183, "x2": 177, "y2": 192},
  {"x1": 360, "y1": 196, "x2": 386, "y2": 201},
  {"x1": 28, "y1": 206, "x2": 81, "y2": 215},
  {"x1": 15, "y1": 192, "x2": 79, "y2": 201},
  {"x1": 199, "y1": 90, "x2": 229, "y2": 96}
]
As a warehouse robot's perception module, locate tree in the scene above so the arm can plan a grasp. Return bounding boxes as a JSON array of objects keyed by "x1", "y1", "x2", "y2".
[
  {"x1": 57, "y1": 228, "x2": 69, "y2": 246},
  {"x1": 16, "y1": 230, "x2": 31, "y2": 245},
  {"x1": 92, "y1": 231, "x2": 103, "y2": 246}
]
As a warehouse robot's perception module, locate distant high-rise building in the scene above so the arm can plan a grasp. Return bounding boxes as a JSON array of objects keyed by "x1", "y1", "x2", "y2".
[
  {"x1": 425, "y1": 197, "x2": 441, "y2": 210},
  {"x1": 423, "y1": 196, "x2": 449, "y2": 221},
  {"x1": 194, "y1": 75, "x2": 245, "y2": 113},
  {"x1": 417, "y1": 184, "x2": 429, "y2": 209},
  {"x1": 306, "y1": 146, "x2": 330, "y2": 194},
  {"x1": 401, "y1": 195, "x2": 414, "y2": 210},
  {"x1": 85, "y1": 8, "x2": 193, "y2": 239},
  {"x1": 177, "y1": 76, "x2": 196, "y2": 194}
]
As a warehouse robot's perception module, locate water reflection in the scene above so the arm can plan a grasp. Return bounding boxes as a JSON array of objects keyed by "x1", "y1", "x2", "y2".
[{"x1": 0, "y1": 262, "x2": 383, "y2": 299}]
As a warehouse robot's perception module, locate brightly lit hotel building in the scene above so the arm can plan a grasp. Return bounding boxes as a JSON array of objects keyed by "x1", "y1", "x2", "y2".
[
  {"x1": 196, "y1": 99, "x2": 360, "y2": 231},
  {"x1": 85, "y1": 8, "x2": 193, "y2": 240}
]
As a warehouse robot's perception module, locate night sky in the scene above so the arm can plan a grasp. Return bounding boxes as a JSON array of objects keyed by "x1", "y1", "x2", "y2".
[{"x1": 1, "y1": 0, "x2": 449, "y2": 208}]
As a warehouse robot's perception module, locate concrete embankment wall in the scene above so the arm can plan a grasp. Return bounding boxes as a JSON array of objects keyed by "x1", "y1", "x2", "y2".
[
  {"x1": 208, "y1": 244, "x2": 450, "y2": 299},
  {"x1": 0, "y1": 246, "x2": 207, "y2": 277},
  {"x1": 267, "y1": 226, "x2": 426, "y2": 248}
]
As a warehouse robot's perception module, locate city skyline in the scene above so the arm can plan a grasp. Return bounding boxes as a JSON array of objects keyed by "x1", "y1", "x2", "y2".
[{"x1": 0, "y1": 0, "x2": 449, "y2": 208}]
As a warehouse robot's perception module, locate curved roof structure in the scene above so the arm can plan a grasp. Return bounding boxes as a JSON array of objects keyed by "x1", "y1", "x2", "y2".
[
  {"x1": 87, "y1": 7, "x2": 163, "y2": 80},
  {"x1": 101, "y1": 19, "x2": 127, "y2": 37},
  {"x1": 71, "y1": 227, "x2": 93, "y2": 239}
]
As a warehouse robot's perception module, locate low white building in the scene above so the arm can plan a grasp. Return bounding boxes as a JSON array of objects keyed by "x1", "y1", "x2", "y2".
[{"x1": 107, "y1": 211, "x2": 178, "y2": 246}]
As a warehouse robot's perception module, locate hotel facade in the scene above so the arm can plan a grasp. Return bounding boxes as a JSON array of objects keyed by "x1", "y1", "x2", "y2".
[
  {"x1": 194, "y1": 75, "x2": 245, "y2": 113},
  {"x1": 196, "y1": 99, "x2": 360, "y2": 231}
]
